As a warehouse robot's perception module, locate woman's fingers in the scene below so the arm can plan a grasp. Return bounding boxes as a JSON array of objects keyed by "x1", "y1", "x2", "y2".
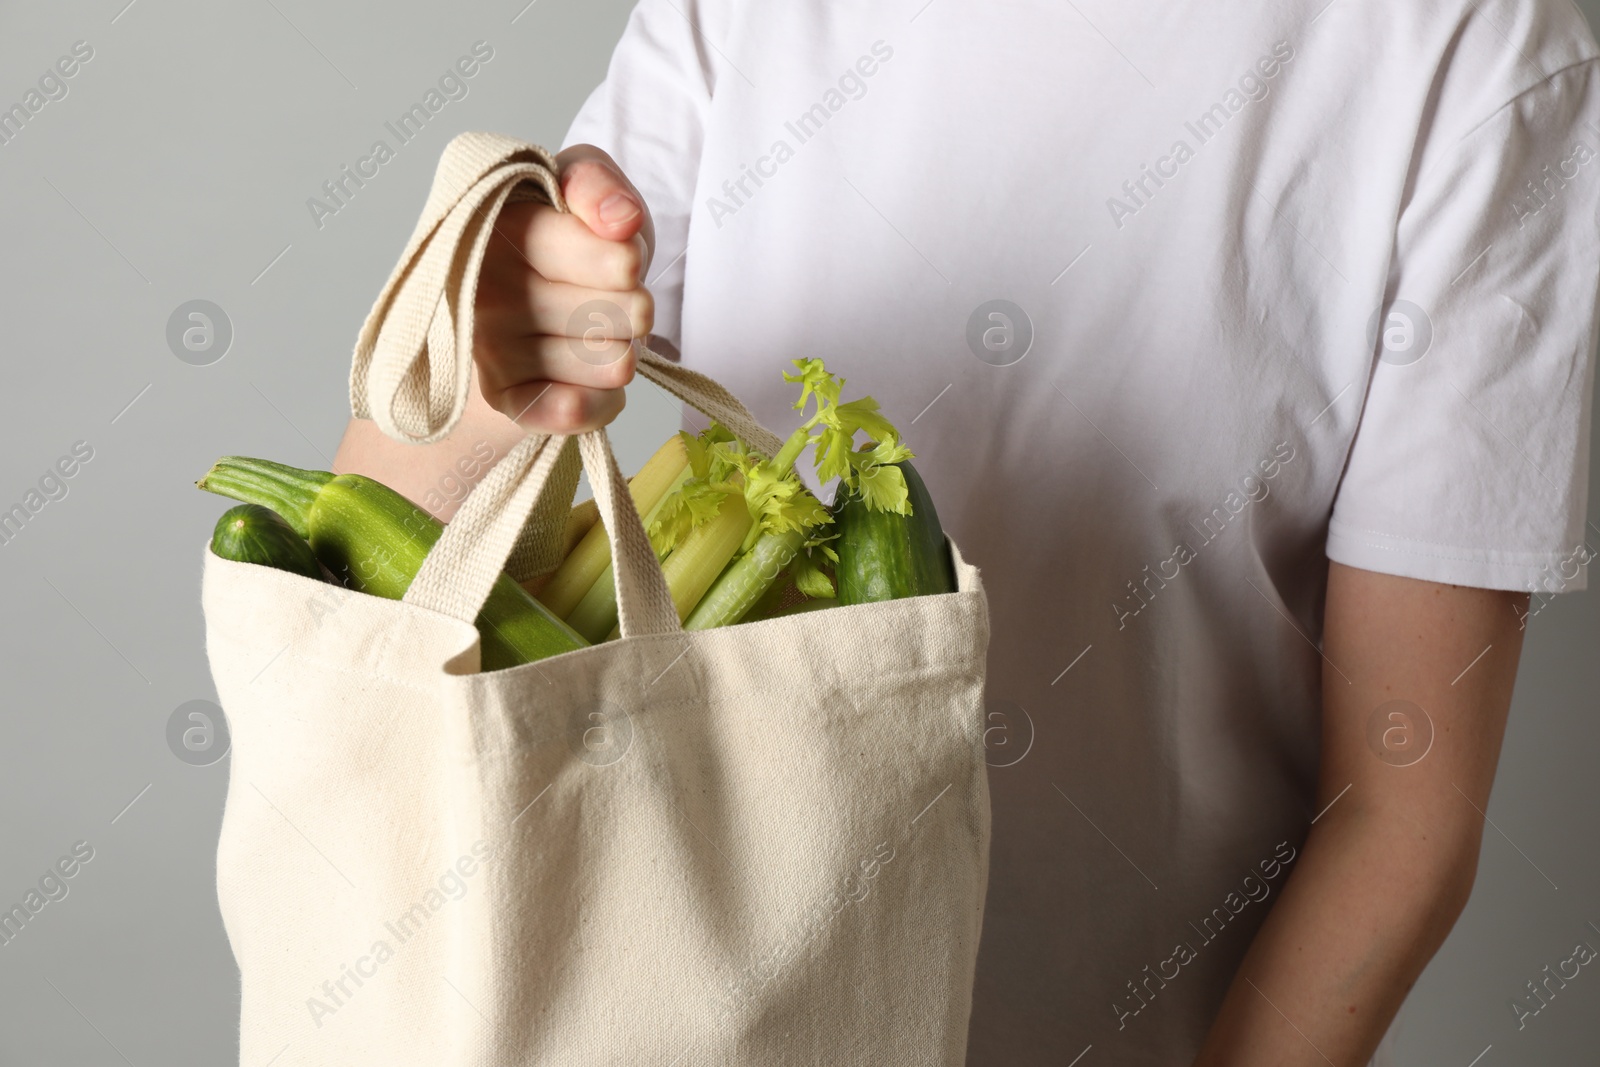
[
  {"x1": 491, "y1": 378, "x2": 629, "y2": 435},
  {"x1": 477, "y1": 272, "x2": 654, "y2": 346},
  {"x1": 472, "y1": 144, "x2": 656, "y2": 436},
  {"x1": 476, "y1": 333, "x2": 638, "y2": 398},
  {"x1": 477, "y1": 333, "x2": 637, "y2": 434},
  {"x1": 555, "y1": 144, "x2": 655, "y2": 256},
  {"x1": 492, "y1": 204, "x2": 647, "y2": 290}
]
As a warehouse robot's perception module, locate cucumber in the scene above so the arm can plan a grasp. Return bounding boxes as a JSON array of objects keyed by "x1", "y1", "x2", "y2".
[
  {"x1": 210, "y1": 504, "x2": 325, "y2": 581},
  {"x1": 830, "y1": 459, "x2": 957, "y2": 605},
  {"x1": 197, "y1": 457, "x2": 587, "y2": 670}
]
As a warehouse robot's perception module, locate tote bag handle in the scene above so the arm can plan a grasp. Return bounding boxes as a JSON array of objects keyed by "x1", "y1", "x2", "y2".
[
  {"x1": 351, "y1": 132, "x2": 786, "y2": 639},
  {"x1": 403, "y1": 424, "x2": 677, "y2": 637}
]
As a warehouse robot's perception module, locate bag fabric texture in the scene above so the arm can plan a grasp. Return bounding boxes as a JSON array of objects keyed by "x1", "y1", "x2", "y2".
[{"x1": 203, "y1": 131, "x2": 992, "y2": 1066}]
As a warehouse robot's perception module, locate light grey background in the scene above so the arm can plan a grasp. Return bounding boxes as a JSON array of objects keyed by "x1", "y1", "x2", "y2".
[{"x1": 0, "y1": 1, "x2": 1594, "y2": 1064}]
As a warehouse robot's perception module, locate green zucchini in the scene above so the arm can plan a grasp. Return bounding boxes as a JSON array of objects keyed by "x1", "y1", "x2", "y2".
[
  {"x1": 197, "y1": 457, "x2": 587, "y2": 670},
  {"x1": 210, "y1": 504, "x2": 325, "y2": 581},
  {"x1": 830, "y1": 459, "x2": 956, "y2": 605}
]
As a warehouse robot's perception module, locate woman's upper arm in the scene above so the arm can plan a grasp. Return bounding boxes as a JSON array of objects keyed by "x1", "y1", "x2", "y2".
[{"x1": 1317, "y1": 560, "x2": 1531, "y2": 861}]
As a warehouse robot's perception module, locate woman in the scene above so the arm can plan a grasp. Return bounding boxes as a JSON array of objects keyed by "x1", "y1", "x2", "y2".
[{"x1": 336, "y1": 1, "x2": 1600, "y2": 1062}]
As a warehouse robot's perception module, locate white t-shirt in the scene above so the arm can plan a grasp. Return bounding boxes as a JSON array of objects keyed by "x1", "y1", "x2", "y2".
[{"x1": 564, "y1": 1, "x2": 1600, "y2": 1062}]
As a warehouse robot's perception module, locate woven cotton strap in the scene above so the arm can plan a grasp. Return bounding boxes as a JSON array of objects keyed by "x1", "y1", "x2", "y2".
[
  {"x1": 403, "y1": 428, "x2": 681, "y2": 638},
  {"x1": 356, "y1": 132, "x2": 785, "y2": 634},
  {"x1": 351, "y1": 131, "x2": 784, "y2": 448},
  {"x1": 350, "y1": 132, "x2": 563, "y2": 445}
]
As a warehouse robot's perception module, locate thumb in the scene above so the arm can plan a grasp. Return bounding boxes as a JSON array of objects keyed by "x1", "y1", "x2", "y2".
[{"x1": 555, "y1": 144, "x2": 654, "y2": 254}]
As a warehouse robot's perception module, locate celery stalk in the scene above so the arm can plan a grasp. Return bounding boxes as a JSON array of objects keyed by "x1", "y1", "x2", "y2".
[
  {"x1": 659, "y1": 490, "x2": 754, "y2": 622},
  {"x1": 561, "y1": 465, "x2": 693, "y2": 641},
  {"x1": 536, "y1": 435, "x2": 688, "y2": 618},
  {"x1": 565, "y1": 564, "x2": 622, "y2": 643},
  {"x1": 743, "y1": 565, "x2": 798, "y2": 623},
  {"x1": 685, "y1": 528, "x2": 805, "y2": 630}
]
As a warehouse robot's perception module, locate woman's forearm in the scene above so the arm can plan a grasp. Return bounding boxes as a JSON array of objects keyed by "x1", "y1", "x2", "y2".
[
  {"x1": 1191, "y1": 798, "x2": 1478, "y2": 1065},
  {"x1": 1195, "y1": 562, "x2": 1527, "y2": 1065},
  {"x1": 332, "y1": 376, "x2": 528, "y2": 521}
]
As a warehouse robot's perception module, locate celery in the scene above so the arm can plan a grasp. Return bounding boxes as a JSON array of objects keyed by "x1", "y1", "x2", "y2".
[
  {"x1": 685, "y1": 528, "x2": 805, "y2": 630},
  {"x1": 562, "y1": 464, "x2": 693, "y2": 641},
  {"x1": 659, "y1": 489, "x2": 754, "y2": 622},
  {"x1": 598, "y1": 357, "x2": 917, "y2": 633},
  {"x1": 535, "y1": 434, "x2": 688, "y2": 618}
]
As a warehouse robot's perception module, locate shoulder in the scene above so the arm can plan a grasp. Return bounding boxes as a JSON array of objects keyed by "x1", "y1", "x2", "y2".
[
  {"x1": 1291, "y1": 0, "x2": 1600, "y2": 163},
  {"x1": 1400, "y1": 0, "x2": 1599, "y2": 129}
]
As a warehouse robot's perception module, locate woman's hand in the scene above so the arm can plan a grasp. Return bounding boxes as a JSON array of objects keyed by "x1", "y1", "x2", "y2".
[
  {"x1": 333, "y1": 144, "x2": 658, "y2": 520},
  {"x1": 473, "y1": 143, "x2": 656, "y2": 433}
]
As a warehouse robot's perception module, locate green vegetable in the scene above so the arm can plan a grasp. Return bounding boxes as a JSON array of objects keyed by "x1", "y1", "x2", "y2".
[
  {"x1": 657, "y1": 487, "x2": 754, "y2": 624},
  {"x1": 561, "y1": 462, "x2": 696, "y2": 643},
  {"x1": 197, "y1": 457, "x2": 587, "y2": 670},
  {"x1": 644, "y1": 358, "x2": 911, "y2": 626},
  {"x1": 536, "y1": 434, "x2": 688, "y2": 618},
  {"x1": 742, "y1": 565, "x2": 801, "y2": 622},
  {"x1": 685, "y1": 527, "x2": 807, "y2": 630},
  {"x1": 210, "y1": 503, "x2": 325, "y2": 581},
  {"x1": 831, "y1": 459, "x2": 956, "y2": 605}
]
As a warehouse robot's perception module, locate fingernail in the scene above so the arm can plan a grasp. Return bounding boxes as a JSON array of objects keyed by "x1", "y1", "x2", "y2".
[{"x1": 598, "y1": 193, "x2": 640, "y2": 225}]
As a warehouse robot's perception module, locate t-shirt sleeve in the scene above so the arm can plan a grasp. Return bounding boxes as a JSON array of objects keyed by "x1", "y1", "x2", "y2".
[
  {"x1": 1326, "y1": 57, "x2": 1600, "y2": 595},
  {"x1": 562, "y1": 0, "x2": 726, "y2": 351}
]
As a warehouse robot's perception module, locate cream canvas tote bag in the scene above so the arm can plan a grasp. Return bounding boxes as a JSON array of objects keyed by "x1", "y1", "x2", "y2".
[{"x1": 202, "y1": 133, "x2": 992, "y2": 1066}]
